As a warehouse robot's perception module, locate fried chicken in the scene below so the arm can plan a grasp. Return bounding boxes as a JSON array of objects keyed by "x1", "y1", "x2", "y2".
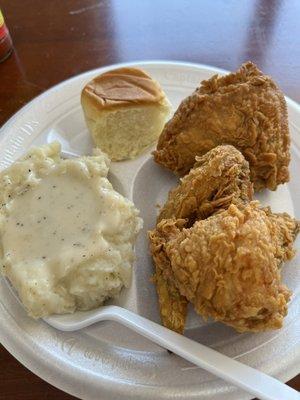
[
  {"x1": 150, "y1": 145, "x2": 253, "y2": 333},
  {"x1": 158, "y1": 145, "x2": 253, "y2": 223},
  {"x1": 153, "y1": 62, "x2": 290, "y2": 191},
  {"x1": 149, "y1": 218, "x2": 188, "y2": 333},
  {"x1": 151, "y1": 202, "x2": 299, "y2": 333}
]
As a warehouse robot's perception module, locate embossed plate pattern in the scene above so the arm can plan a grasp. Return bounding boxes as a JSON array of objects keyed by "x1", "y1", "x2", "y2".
[{"x1": 0, "y1": 61, "x2": 299, "y2": 400}]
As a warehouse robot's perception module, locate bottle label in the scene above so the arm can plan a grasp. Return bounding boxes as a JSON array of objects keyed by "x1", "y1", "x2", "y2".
[{"x1": 0, "y1": 10, "x2": 8, "y2": 40}]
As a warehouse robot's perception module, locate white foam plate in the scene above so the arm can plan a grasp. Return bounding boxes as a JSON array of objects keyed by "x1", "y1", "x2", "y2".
[{"x1": 0, "y1": 61, "x2": 299, "y2": 400}]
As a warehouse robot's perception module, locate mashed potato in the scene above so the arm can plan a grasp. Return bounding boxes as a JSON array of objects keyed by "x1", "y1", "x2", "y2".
[{"x1": 0, "y1": 142, "x2": 143, "y2": 318}]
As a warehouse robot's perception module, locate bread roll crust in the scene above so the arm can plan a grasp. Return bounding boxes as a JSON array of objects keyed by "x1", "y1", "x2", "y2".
[
  {"x1": 81, "y1": 67, "x2": 167, "y2": 112},
  {"x1": 81, "y1": 67, "x2": 171, "y2": 160}
]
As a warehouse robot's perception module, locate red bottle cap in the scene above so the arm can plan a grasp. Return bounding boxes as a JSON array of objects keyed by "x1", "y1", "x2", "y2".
[{"x1": 0, "y1": 9, "x2": 13, "y2": 63}]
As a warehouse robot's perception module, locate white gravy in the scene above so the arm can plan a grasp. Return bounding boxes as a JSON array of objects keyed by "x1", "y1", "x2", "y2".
[{"x1": 2, "y1": 173, "x2": 113, "y2": 276}]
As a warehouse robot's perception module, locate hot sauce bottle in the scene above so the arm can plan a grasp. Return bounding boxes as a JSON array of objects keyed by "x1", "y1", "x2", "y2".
[{"x1": 0, "y1": 9, "x2": 13, "y2": 63}]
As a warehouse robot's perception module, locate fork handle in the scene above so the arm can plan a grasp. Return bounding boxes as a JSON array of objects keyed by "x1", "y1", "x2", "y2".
[
  {"x1": 108, "y1": 306, "x2": 299, "y2": 400},
  {"x1": 46, "y1": 305, "x2": 299, "y2": 400}
]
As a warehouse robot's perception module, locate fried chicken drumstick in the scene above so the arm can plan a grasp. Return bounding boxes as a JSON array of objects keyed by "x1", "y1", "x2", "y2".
[{"x1": 153, "y1": 62, "x2": 290, "y2": 191}]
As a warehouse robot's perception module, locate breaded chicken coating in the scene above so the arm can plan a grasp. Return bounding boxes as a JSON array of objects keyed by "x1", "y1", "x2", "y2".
[
  {"x1": 154, "y1": 62, "x2": 290, "y2": 191},
  {"x1": 158, "y1": 145, "x2": 253, "y2": 223},
  {"x1": 153, "y1": 202, "x2": 299, "y2": 333},
  {"x1": 150, "y1": 145, "x2": 253, "y2": 333},
  {"x1": 149, "y1": 218, "x2": 188, "y2": 333}
]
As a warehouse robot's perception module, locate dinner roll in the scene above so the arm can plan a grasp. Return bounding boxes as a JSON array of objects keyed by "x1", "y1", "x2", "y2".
[{"x1": 81, "y1": 67, "x2": 171, "y2": 160}]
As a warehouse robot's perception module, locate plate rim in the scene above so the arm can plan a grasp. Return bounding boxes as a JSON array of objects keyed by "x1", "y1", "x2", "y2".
[
  {"x1": 2, "y1": 58, "x2": 300, "y2": 136},
  {"x1": 0, "y1": 59, "x2": 299, "y2": 400}
]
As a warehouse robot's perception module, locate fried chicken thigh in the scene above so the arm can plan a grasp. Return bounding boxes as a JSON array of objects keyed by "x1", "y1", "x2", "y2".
[
  {"x1": 150, "y1": 145, "x2": 253, "y2": 333},
  {"x1": 154, "y1": 62, "x2": 290, "y2": 191},
  {"x1": 151, "y1": 202, "x2": 299, "y2": 333}
]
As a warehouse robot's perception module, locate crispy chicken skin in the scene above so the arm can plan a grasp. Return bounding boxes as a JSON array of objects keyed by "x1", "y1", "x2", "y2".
[
  {"x1": 152, "y1": 202, "x2": 299, "y2": 333},
  {"x1": 150, "y1": 145, "x2": 253, "y2": 333},
  {"x1": 149, "y1": 218, "x2": 188, "y2": 333},
  {"x1": 153, "y1": 62, "x2": 290, "y2": 191},
  {"x1": 158, "y1": 145, "x2": 253, "y2": 222}
]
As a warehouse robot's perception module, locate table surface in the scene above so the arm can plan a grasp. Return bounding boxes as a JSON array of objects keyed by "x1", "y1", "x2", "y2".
[{"x1": 0, "y1": 0, "x2": 299, "y2": 399}]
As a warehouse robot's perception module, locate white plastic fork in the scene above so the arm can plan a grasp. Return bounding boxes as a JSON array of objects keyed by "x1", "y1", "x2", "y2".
[{"x1": 45, "y1": 306, "x2": 300, "y2": 400}]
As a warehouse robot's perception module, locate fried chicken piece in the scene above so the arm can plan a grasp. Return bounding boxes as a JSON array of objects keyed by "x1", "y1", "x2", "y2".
[
  {"x1": 150, "y1": 145, "x2": 253, "y2": 333},
  {"x1": 158, "y1": 145, "x2": 253, "y2": 222},
  {"x1": 158, "y1": 202, "x2": 299, "y2": 333},
  {"x1": 153, "y1": 62, "x2": 290, "y2": 191},
  {"x1": 149, "y1": 218, "x2": 188, "y2": 333}
]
